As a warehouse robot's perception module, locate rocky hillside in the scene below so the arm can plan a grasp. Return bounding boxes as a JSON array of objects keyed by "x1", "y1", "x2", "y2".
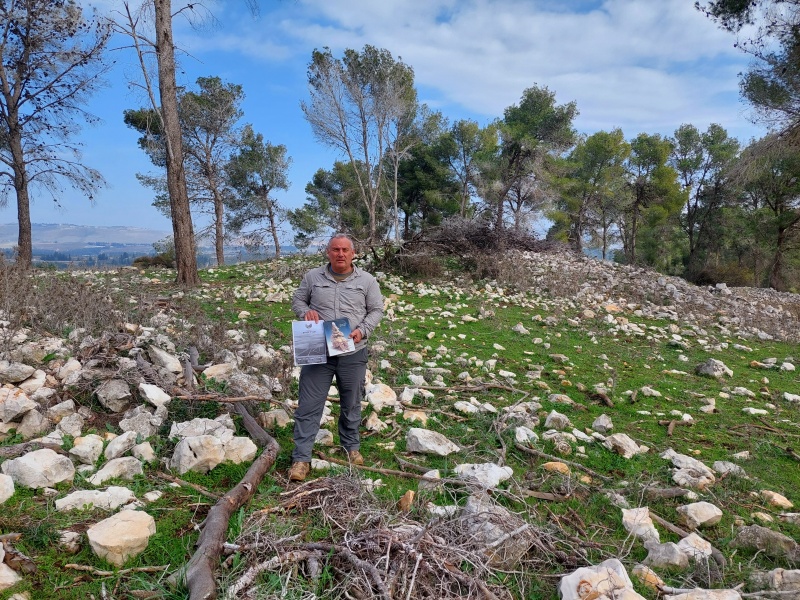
[{"x1": 0, "y1": 250, "x2": 799, "y2": 599}]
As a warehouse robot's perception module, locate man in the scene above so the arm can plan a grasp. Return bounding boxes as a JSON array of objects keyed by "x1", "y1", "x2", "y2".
[{"x1": 288, "y1": 234, "x2": 384, "y2": 482}]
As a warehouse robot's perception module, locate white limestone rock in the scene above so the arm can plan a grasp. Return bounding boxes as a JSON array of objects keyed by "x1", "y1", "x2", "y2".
[
  {"x1": 592, "y1": 414, "x2": 614, "y2": 433},
  {"x1": 95, "y1": 379, "x2": 133, "y2": 413},
  {"x1": 406, "y1": 428, "x2": 459, "y2": 456},
  {"x1": 365, "y1": 383, "x2": 398, "y2": 412},
  {"x1": 544, "y1": 410, "x2": 571, "y2": 430},
  {"x1": 365, "y1": 411, "x2": 388, "y2": 432},
  {"x1": 0, "y1": 473, "x2": 14, "y2": 504},
  {"x1": 0, "y1": 387, "x2": 36, "y2": 423},
  {"x1": 170, "y1": 435, "x2": 225, "y2": 474},
  {"x1": 18, "y1": 369, "x2": 46, "y2": 394},
  {"x1": 643, "y1": 540, "x2": 689, "y2": 570},
  {"x1": 16, "y1": 409, "x2": 49, "y2": 439},
  {"x1": 314, "y1": 428, "x2": 334, "y2": 446},
  {"x1": 677, "y1": 502, "x2": 723, "y2": 529},
  {"x1": 169, "y1": 418, "x2": 233, "y2": 440},
  {"x1": 148, "y1": 345, "x2": 182, "y2": 373},
  {"x1": 677, "y1": 532, "x2": 713, "y2": 562},
  {"x1": 132, "y1": 442, "x2": 157, "y2": 463},
  {"x1": 1, "y1": 448, "x2": 74, "y2": 488},
  {"x1": 138, "y1": 382, "x2": 171, "y2": 407},
  {"x1": 87, "y1": 510, "x2": 156, "y2": 567},
  {"x1": 46, "y1": 399, "x2": 76, "y2": 423},
  {"x1": 695, "y1": 358, "x2": 733, "y2": 378},
  {"x1": 70, "y1": 434, "x2": 105, "y2": 465},
  {"x1": 55, "y1": 486, "x2": 136, "y2": 512},
  {"x1": 622, "y1": 507, "x2": 660, "y2": 543},
  {"x1": 514, "y1": 426, "x2": 539, "y2": 445},
  {"x1": 760, "y1": 490, "x2": 793, "y2": 509},
  {"x1": 604, "y1": 433, "x2": 647, "y2": 459},
  {"x1": 454, "y1": 463, "x2": 513, "y2": 488},
  {"x1": 223, "y1": 437, "x2": 258, "y2": 464},
  {"x1": 259, "y1": 409, "x2": 292, "y2": 428},
  {"x1": 559, "y1": 559, "x2": 645, "y2": 600},
  {"x1": 87, "y1": 457, "x2": 143, "y2": 486},
  {"x1": 0, "y1": 361, "x2": 35, "y2": 383},
  {"x1": 105, "y1": 431, "x2": 139, "y2": 460},
  {"x1": 55, "y1": 413, "x2": 84, "y2": 437}
]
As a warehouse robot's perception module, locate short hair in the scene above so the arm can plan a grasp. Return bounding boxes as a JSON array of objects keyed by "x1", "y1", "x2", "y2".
[{"x1": 327, "y1": 233, "x2": 354, "y2": 251}]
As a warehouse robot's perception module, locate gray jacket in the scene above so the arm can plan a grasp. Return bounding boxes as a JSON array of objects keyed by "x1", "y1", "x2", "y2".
[{"x1": 291, "y1": 264, "x2": 384, "y2": 353}]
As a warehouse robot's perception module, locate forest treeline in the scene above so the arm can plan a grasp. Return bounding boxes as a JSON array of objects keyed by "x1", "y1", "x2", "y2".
[{"x1": 2, "y1": 1, "x2": 800, "y2": 290}]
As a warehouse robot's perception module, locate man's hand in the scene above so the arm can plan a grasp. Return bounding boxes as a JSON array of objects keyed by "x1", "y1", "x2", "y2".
[
  {"x1": 304, "y1": 310, "x2": 320, "y2": 323},
  {"x1": 350, "y1": 328, "x2": 363, "y2": 343}
]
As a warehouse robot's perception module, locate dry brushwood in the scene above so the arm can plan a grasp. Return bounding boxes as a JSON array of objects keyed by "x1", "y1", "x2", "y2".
[{"x1": 227, "y1": 474, "x2": 584, "y2": 600}]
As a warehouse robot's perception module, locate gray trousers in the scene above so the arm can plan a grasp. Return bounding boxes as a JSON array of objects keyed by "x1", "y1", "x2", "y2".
[{"x1": 291, "y1": 348, "x2": 368, "y2": 462}]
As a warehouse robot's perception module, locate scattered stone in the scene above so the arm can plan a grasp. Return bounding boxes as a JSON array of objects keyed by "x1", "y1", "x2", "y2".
[
  {"x1": 169, "y1": 418, "x2": 232, "y2": 440},
  {"x1": 88, "y1": 457, "x2": 143, "y2": 486},
  {"x1": 95, "y1": 379, "x2": 133, "y2": 413},
  {"x1": 643, "y1": 540, "x2": 689, "y2": 570},
  {"x1": 259, "y1": 409, "x2": 292, "y2": 429},
  {"x1": 632, "y1": 563, "x2": 664, "y2": 590},
  {"x1": 402, "y1": 409, "x2": 428, "y2": 425},
  {"x1": 592, "y1": 414, "x2": 613, "y2": 433},
  {"x1": 677, "y1": 532, "x2": 713, "y2": 561},
  {"x1": 138, "y1": 382, "x2": 171, "y2": 407},
  {"x1": 314, "y1": 429, "x2": 334, "y2": 446},
  {"x1": 454, "y1": 463, "x2": 513, "y2": 488},
  {"x1": 170, "y1": 435, "x2": 225, "y2": 474},
  {"x1": 75, "y1": 440, "x2": 105, "y2": 469},
  {"x1": 1, "y1": 448, "x2": 75, "y2": 488},
  {"x1": 223, "y1": 437, "x2": 258, "y2": 464},
  {"x1": 713, "y1": 461, "x2": 747, "y2": 478},
  {"x1": 55, "y1": 486, "x2": 136, "y2": 512},
  {"x1": 148, "y1": 345, "x2": 182, "y2": 373},
  {"x1": 544, "y1": 410, "x2": 571, "y2": 430},
  {"x1": 105, "y1": 431, "x2": 139, "y2": 460},
  {"x1": 760, "y1": 490, "x2": 793, "y2": 509},
  {"x1": 87, "y1": 510, "x2": 156, "y2": 567},
  {"x1": 0, "y1": 361, "x2": 35, "y2": 383},
  {"x1": 622, "y1": 507, "x2": 659, "y2": 543},
  {"x1": 514, "y1": 426, "x2": 538, "y2": 444},
  {"x1": 604, "y1": 433, "x2": 647, "y2": 459},
  {"x1": 365, "y1": 383, "x2": 398, "y2": 412},
  {"x1": 542, "y1": 462, "x2": 570, "y2": 475},
  {"x1": 695, "y1": 358, "x2": 733, "y2": 378},
  {"x1": 559, "y1": 558, "x2": 645, "y2": 600},
  {"x1": 677, "y1": 502, "x2": 723, "y2": 530},
  {"x1": 729, "y1": 524, "x2": 798, "y2": 559},
  {"x1": 406, "y1": 428, "x2": 459, "y2": 456},
  {"x1": 0, "y1": 474, "x2": 14, "y2": 504},
  {"x1": 751, "y1": 568, "x2": 800, "y2": 593},
  {"x1": 0, "y1": 387, "x2": 36, "y2": 423}
]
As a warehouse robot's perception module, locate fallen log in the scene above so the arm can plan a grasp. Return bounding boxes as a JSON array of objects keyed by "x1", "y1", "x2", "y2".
[{"x1": 173, "y1": 403, "x2": 281, "y2": 600}]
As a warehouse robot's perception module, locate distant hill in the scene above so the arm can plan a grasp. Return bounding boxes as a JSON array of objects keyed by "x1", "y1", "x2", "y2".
[{"x1": 0, "y1": 223, "x2": 171, "y2": 248}]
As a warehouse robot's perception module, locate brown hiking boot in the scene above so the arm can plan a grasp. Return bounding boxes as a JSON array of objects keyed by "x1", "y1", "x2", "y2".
[
  {"x1": 347, "y1": 450, "x2": 364, "y2": 466},
  {"x1": 288, "y1": 462, "x2": 310, "y2": 482}
]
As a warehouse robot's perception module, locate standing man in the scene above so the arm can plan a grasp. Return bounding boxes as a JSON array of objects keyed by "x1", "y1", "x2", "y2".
[{"x1": 288, "y1": 234, "x2": 384, "y2": 482}]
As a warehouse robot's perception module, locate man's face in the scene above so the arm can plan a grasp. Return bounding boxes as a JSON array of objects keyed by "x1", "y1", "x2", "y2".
[{"x1": 327, "y1": 238, "x2": 355, "y2": 273}]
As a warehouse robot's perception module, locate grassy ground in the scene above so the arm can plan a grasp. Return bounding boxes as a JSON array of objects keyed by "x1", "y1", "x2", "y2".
[{"x1": 1, "y1": 253, "x2": 800, "y2": 599}]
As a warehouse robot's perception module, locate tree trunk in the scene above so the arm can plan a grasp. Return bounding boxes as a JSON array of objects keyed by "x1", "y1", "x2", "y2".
[
  {"x1": 154, "y1": 0, "x2": 200, "y2": 286},
  {"x1": 266, "y1": 199, "x2": 281, "y2": 259},
  {"x1": 6, "y1": 106, "x2": 31, "y2": 268},
  {"x1": 214, "y1": 189, "x2": 225, "y2": 266}
]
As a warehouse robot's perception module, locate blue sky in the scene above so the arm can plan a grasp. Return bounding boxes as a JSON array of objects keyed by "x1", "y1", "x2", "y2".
[{"x1": 0, "y1": 0, "x2": 767, "y2": 236}]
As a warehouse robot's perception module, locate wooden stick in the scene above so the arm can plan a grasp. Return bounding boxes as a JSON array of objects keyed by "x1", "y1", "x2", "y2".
[
  {"x1": 64, "y1": 564, "x2": 168, "y2": 577},
  {"x1": 155, "y1": 471, "x2": 221, "y2": 501}
]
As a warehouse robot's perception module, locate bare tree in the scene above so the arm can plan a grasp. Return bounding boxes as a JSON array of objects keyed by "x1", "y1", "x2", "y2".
[
  {"x1": 0, "y1": 0, "x2": 110, "y2": 268},
  {"x1": 301, "y1": 45, "x2": 416, "y2": 245}
]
